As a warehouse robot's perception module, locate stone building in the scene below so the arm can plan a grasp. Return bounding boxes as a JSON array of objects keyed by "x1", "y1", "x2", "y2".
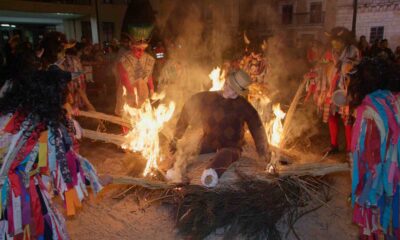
[
  {"x1": 336, "y1": 0, "x2": 400, "y2": 48},
  {"x1": 273, "y1": 0, "x2": 337, "y2": 45}
]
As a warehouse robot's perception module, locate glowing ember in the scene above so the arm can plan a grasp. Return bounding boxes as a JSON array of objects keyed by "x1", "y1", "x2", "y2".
[
  {"x1": 122, "y1": 97, "x2": 175, "y2": 176},
  {"x1": 267, "y1": 103, "x2": 286, "y2": 147},
  {"x1": 209, "y1": 67, "x2": 225, "y2": 91}
]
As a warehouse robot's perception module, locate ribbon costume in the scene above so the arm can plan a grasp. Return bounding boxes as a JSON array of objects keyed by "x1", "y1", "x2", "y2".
[
  {"x1": 351, "y1": 90, "x2": 400, "y2": 238},
  {"x1": 319, "y1": 27, "x2": 360, "y2": 154},
  {"x1": 0, "y1": 112, "x2": 102, "y2": 239},
  {"x1": 0, "y1": 32, "x2": 102, "y2": 239}
]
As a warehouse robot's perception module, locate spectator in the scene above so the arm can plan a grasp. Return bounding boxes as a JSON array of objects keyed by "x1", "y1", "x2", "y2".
[
  {"x1": 64, "y1": 44, "x2": 96, "y2": 111},
  {"x1": 377, "y1": 39, "x2": 395, "y2": 62},
  {"x1": 394, "y1": 46, "x2": 400, "y2": 64},
  {"x1": 1, "y1": 35, "x2": 20, "y2": 82},
  {"x1": 369, "y1": 38, "x2": 381, "y2": 57},
  {"x1": 116, "y1": 33, "x2": 131, "y2": 59},
  {"x1": 357, "y1": 35, "x2": 370, "y2": 57},
  {"x1": 92, "y1": 43, "x2": 104, "y2": 62},
  {"x1": 81, "y1": 45, "x2": 95, "y2": 83}
]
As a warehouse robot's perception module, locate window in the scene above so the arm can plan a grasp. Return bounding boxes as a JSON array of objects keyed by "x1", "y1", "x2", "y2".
[
  {"x1": 310, "y1": 2, "x2": 322, "y2": 24},
  {"x1": 81, "y1": 21, "x2": 92, "y2": 43},
  {"x1": 370, "y1": 26, "x2": 384, "y2": 43},
  {"x1": 282, "y1": 5, "x2": 293, "y2": 25},
  {"x1": 102, "y1": 22, "x2": 114, "y2": 42}
]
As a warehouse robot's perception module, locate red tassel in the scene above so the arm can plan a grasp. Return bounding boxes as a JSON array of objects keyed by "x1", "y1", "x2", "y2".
[{"x1": 29, "y1": 179, "x2": 44, "y2": 237}]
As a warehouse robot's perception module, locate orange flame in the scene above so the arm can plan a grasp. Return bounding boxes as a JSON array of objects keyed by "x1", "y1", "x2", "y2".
[
  {"x1": 122, "y1": 94, "x2": 175, "y2": 176},
  {"x1": 209, "y1": 67, "x2": 225, "y2": 91},
  {"x1": 267, "y1": 103, "x2": 286, "y2": 147}
]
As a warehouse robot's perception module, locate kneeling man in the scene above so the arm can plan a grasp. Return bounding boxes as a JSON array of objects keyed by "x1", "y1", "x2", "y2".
[{"x1": 168, "y1": 70, "x2": 271, "y2": 187}]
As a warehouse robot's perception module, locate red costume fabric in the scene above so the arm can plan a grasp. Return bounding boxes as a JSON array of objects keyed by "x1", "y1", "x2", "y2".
[{"x1": 115, "y1": 47, "x2": 155, "y2": 115}]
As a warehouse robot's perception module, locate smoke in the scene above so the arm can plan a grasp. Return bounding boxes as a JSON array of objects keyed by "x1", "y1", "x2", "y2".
[
  {"x1": 150, "y1": 0, "x2": 322, "y2": 180},
  {"x1": 151, "y1": 0, "x2": 235, "y2": 106}
]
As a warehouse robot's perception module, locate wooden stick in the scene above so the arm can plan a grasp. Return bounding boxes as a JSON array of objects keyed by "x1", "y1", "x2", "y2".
[
  {"x1": 111, "y1": 175, "x2": 174, "y2": 189},
  {"x1": 280, "y1": 79, "x2": 307, "y2": 148},
  {"x1": 78, "y1": 110, "x2": 131, "y2": 128},
  {"x1": 277, "y1": 162, "x2": 349, "y2": 177},
  {"x1": 82, "y1": 129, "x2": 126, "y2": 146}
]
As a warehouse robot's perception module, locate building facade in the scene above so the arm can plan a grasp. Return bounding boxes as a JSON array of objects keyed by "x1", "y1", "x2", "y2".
[
  {"x1": 0, "y1": 0, "x2": 128, "y2": 46},
  {"x1": 336, "y1": 0, "x2": 400, "y2": 48},
  {"x1": 273, "y1": 0, "x2": 337, "y2": 44}
]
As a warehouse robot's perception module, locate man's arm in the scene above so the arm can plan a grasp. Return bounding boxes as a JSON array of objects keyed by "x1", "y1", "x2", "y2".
[
  {"x1": 117, "y1": 63, "x2": 134, "y2": 94},
  {"x1": 143, "y1": 54, "x2": 155, "y2": 94},
  {"x1": 170, "y1": 94, "x2": 200, "y2": 153},
  {"x1": 244, "y1": 102, "x2": 269, "y2": 160},
  {"x1": 173, "y1": 100, "x2": 193, "y2": 141}
]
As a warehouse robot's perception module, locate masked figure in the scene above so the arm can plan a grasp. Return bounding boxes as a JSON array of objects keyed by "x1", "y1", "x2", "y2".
[
  {"x1": 115, "y1": 25, "x2": 155, "y2": 116},
  {"x1": 319, "y1": 27, "x2": 360, "y2": 155}
]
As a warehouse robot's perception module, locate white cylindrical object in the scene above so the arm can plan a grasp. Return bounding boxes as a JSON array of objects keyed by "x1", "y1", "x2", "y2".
[
  {"x1": 201, "y1": 168, "x2": 219, "y2": 188},
  {"x1": 332, "y1": 90, "x2": 347, "y2": 107}
]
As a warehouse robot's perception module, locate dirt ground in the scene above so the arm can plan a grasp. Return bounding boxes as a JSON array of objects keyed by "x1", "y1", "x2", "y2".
[{"x1": 63, "y1": 125, "x2": 359, "y2": 240}]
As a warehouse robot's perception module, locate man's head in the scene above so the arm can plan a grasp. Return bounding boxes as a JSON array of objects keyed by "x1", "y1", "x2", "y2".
[
  {"x1": 223, "y1": 70, "x2": 252, "y2": 99},
  {"x1": 381, "y1": 39, "x2": 388, "y2": 48},
  {"x1": 39, "y1": 31, "x2": 73, "y2": 67},
  {"x1": 326, "y1": 27, "x2": 353, "y2": 52}
]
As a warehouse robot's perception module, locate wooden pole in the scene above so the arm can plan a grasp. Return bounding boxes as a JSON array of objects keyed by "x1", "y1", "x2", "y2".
[
  {"x1": 278, "y1": 162, "x2": 350, "y2": 177},
  {"x1": 111, "y1": 175, "x2": 173, "y2": 189},
  {"x1": 351, "y1": 0, "x2": 358, "y2": 35},
  {"x1": 279, "y1": 79, "x2": 307, "y2": 148},
  {"x1": 78, "y1": 110, "x2": 131, "y2": 128},
  {"x1": 82, "y1": 129, "x2": 126, "y2": 146}
]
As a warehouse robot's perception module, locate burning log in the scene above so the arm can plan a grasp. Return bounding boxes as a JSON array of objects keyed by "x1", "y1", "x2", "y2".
[{"x1": 82, "y1": 129, "x2": 349, "y2": 180}]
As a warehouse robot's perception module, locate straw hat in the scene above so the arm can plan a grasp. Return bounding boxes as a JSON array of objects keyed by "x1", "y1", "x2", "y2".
[{"x1": 226, "y1": 70, "x2": 252, "y2": 95}]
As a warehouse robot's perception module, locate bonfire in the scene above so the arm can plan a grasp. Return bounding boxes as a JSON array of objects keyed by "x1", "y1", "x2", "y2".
[
  {"x1": 76, "y1": 67, "x2": 349, "y2": 240},
  {"x1": 122, "y1": 90, "x2": 175, "y2": 176}
]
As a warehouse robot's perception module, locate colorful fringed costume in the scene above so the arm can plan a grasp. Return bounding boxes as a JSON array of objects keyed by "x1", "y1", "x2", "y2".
[
  {"x1": 351, "y1": 90, "x2": 400, "y2": 238},
  {"x1": 240, "y1": 52, "x2": 267, "y2": 83},
  {"x1": 0, "y1": 113, "x2": 102, "y2": 239}
]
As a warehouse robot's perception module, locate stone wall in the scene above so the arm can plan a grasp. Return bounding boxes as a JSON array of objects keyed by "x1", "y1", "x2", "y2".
[{"x1": 336, "y1": 0, "x2": 400, "y2": 48}]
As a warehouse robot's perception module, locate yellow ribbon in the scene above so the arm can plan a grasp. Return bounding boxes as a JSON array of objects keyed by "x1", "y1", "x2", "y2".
[
  {"x1": 65, "y1": 188, "x2": 82, "y2": 216},
  {"x1": 38, "y1": 131, "x2": 48, "y2": 168}
]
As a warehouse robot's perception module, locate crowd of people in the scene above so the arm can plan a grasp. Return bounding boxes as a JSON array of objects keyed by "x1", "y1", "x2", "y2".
[
  {"x1": 0, "y1": 23, "x2": 400, "y2": 239},
  {"x1": 301, "y1": 27, "x2": 400, "y2": 239}
]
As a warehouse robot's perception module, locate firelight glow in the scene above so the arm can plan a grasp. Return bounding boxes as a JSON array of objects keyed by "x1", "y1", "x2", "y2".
[
  {"x1": 209, "y1": 67, "x2": 225, "y2": 91},
  {"x1": 121, "y1": 93, "x2": 175, "y2": 176},
  {"x1": 267, "y1": 103, "x2": 286, "y2": 147}
]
